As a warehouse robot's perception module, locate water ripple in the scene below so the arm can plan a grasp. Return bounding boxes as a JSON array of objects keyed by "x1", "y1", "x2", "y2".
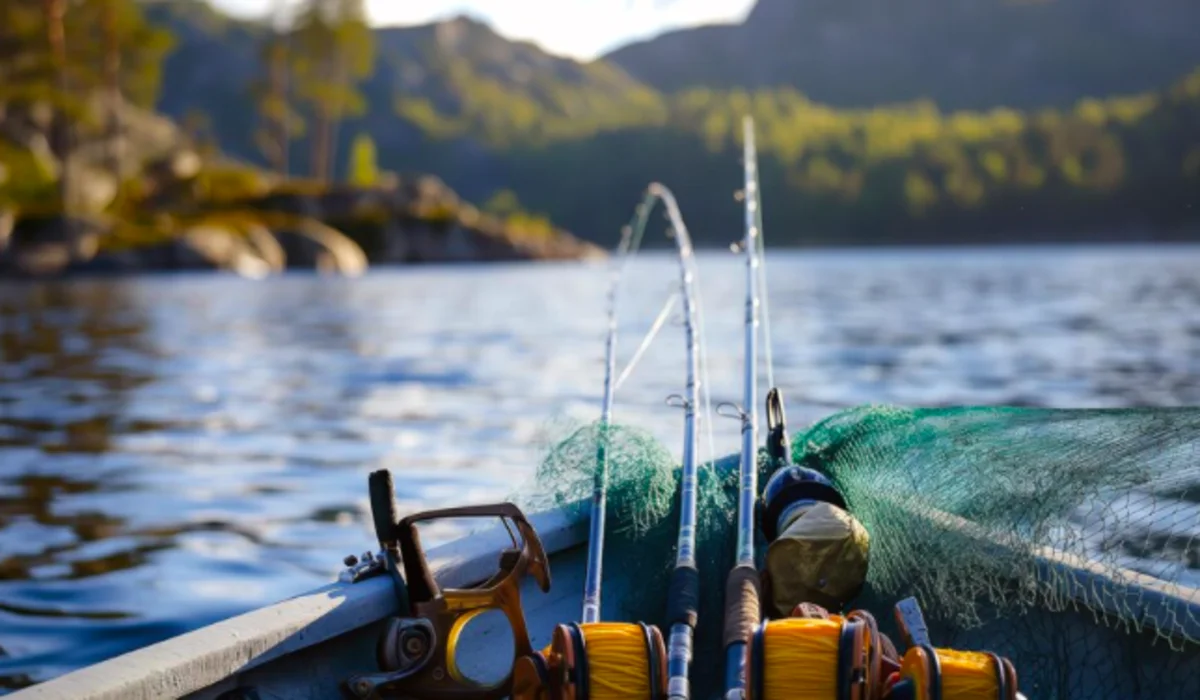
[{"x1": 2, "y1": 246, "x2": 1200, "y2": 689}]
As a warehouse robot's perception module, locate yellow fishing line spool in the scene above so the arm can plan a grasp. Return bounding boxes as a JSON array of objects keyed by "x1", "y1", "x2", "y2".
[
  {"x1": 898, "y1": 645, "x2": 1019, "y2": 700},
  {"x1": 579, "y1": 623, "x2": 660, "y2": 699},
  {"x1": 513, "y1": 622, "x2": 667, "y2": 700},
  {"x1": 747, "y1": 611, "x2": 879, "y2": 700}
]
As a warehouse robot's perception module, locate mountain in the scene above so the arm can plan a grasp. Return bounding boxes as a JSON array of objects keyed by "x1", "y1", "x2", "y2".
[
  {"x1": 605, "y1": 0, "x2": 1200, "y2": 110},
  {"x1": 139, "y1": 3, "x2": 667, "y2": 200},
  {"x1": 133, "y1": 0, "x2": 1200, "y2": 246}
]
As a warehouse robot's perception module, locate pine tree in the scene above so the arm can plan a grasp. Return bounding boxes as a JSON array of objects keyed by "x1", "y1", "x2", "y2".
[
  {"x1": 1, "y1": 1, "x2": 172, "y2": 210},
  {"x1": 100, "y1": 0, "x2": 121, "y2": 175},
  {"x1": 42, "y1": 0, "x2": 71, "y2": 212},
  {"x1": 0, "y1": 4, "x2": 51, "y2": 108},
  {"x1": 253, "y1": 0, "x2": 304, "y2": 179},
  {"x1": 291, "y1": 0, "x2": 375, "y2": 182}
]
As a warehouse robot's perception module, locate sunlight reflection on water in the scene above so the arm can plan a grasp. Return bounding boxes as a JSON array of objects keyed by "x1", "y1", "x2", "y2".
[{"x1": 2, "y1": 245, "x2": 1200, "y2": 688}]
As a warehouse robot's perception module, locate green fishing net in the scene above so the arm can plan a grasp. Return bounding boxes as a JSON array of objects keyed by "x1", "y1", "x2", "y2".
[
  {"x1": 520, "y1": 406, "x2": 1200, "y2": 699},
  {"x1": 515, "y1": 419, "x2": 745, "y2": 694},
  {"x1": 799, "y1": 405, "x2": 1200, "y2": 700}
]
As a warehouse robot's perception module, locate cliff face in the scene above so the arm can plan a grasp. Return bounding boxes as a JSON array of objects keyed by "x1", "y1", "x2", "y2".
[{"x1": 604, "y1": 0, "x2": 1200, "y2": 109}]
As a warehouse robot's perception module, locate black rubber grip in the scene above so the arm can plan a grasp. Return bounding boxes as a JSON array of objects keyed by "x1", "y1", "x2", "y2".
[
  {"x1": 666, "y1": 565, "x2": 700, "y2": 628},
  {"x1": 369, "y1": 470, "x2": 399, "y2": 545}
]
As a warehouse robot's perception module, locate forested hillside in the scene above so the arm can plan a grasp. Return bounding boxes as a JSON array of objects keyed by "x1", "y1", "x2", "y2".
[
  {"x1": 5, "y1": 0, "x2": 1199, "y2": 249},
  {"x1": 607, "y1": 0, "x2": 1200, "y2": 110}
]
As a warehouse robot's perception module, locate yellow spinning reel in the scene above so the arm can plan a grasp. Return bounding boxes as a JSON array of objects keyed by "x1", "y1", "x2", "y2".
[
  {"x1": 345, "y1": 470, "x2": 552, "y2": 700},
  {"x1": 747, "y1": 608, "x2": 883, "y2": 700},
  {"x1": 893, "y1": 646, "x2": 1019, "y2": 700},
  {"x1": 512, "y1": 622, "x2": 668, "y2": 700},
  {"x1": 745, "y1": 597, "x2": 1020, "y2": 700},
  {"x1": 884, "y1": 598, "x2": 1020, "y2": 700}
]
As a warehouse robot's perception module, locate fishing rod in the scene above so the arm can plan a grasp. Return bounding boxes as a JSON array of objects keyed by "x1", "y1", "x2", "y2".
[
  {"x1": 581, "y1": 222, "x2": 637, "y2": 625},
  {"x1": 646, "y1": 183, "x2": 704, "y2": 700},
  {"x1": 717, "y1": 121, "x2": 1024, "y2": 700},
  {"x1": 721, "y1": 116, "x2": 764, "y2": 699},
  {"x1": 509, "y1": 184, "x2": 710, "y2": 700}
]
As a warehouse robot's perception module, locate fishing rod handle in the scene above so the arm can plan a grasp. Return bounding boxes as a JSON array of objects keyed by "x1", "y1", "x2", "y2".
[
  {"x1": 721, "y1": 565, "x2": 760, "y2": 698},
  {"x1": 665, "y1": 563, "x2": 700, "y2": 700},
  {"x1": 723, "y1": 565, "x2": 761, "y2": 649}
]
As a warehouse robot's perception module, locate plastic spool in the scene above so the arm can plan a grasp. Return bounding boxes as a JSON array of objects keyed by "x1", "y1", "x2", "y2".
[
  {"x1": 898, "y1": 646, "x2": 1019, "y2": 700},
  {"x1": 747, "y1": 612, "x2": 879, "y2": 700},
  {"x1": 547, "y1": 622, "x2": 667, "y2": 700}
]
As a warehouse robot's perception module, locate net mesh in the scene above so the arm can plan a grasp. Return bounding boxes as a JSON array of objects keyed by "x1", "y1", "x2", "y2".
[
  {"x1": 519, "y1": 406, "x2": 1200, "y2": 699},
  {"x1": 799, "y1": 405, "x2": 1200, "y2": 700},
  {"x1": 515, "y1": 419, "x2": 746, "y2": 693}
]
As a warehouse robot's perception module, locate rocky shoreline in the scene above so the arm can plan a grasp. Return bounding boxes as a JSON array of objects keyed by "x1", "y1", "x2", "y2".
[
  {"x1": 0, "y1": 178, "x2": 605, "y2": 279},
  {"x1": 1, "y1": 101, "x2": 604, "y2": 279}
]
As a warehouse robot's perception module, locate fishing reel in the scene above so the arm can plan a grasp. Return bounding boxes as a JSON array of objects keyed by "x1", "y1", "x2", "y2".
[
  {"x1": 345, "y1": 470, "x2": 551, "y2": 700},
  {"x1": 747, "y1": 607, "x2": 884, "y2": 700},
  {"x1": 884, "y1": 598, "x2": 1020, "y2": 700},
  {"x1": 748, "y1": 598, "x2": 1021, "y2": 700},
  {"x1": 512, "y1": 621, "x2": 668, "y2": 700}
]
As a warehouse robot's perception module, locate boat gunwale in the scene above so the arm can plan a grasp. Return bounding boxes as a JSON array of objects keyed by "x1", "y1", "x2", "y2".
[
  {"x1": 10, "y1": 505, "x2": 589, "y2": 700},
  {"x1": 912, "y1": 501, "x2": 1200, "y2": 644},
  {"x1": 12, "y1": 469, "x2": 1200, "y2": 699}
]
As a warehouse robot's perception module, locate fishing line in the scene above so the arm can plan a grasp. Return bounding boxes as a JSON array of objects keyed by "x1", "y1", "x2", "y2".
[
  {"x1": 900, "y1": 647, "x2": 1008, "y2": 700},
  {"x1": 758, "y1": 618, "x2": 842, "y2": 698},
  {"x1": 690, "y1": 255, "x2": 719, "y2": 473},
  {"x1": 580, "y1": 623, "x2": 657, "y2": 699},
  {"x1": 614, "y1": 292, "x2": 680, "y2": 392}
]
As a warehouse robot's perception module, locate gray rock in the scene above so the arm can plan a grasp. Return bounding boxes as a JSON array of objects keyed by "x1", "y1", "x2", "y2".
[
  {"x1": 272, "y1": 220, "x2": 367, "y2": 276},
  {"x1": 242, "y1": 223, "x2": 286, "y2": 273},
  {"x1": 177, "y1": 225, "x2": 274, "y2": 278},
  {"x1": 0, "y1": 216, "x2": 105, "y2": 277}
]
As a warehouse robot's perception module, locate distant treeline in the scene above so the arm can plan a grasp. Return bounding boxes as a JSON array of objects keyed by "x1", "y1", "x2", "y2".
[{"x1": 491, "y1": 76, "x2": 1200, "y2": 245}]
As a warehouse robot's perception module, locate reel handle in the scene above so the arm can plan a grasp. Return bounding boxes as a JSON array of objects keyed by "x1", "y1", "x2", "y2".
[
  {"x1": 395, "y1": 502, "x2": 552, "y2": 608},
  {"x1": 353, "y1": 502, "x2": 552, "y2": 699}
]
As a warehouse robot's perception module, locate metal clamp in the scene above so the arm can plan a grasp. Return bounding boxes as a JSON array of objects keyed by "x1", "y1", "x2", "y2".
[{"x1": 339, "y1": 551, "x2": 386, "y2": 584}]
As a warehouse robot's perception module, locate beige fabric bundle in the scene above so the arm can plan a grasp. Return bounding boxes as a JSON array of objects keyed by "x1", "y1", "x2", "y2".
[{"x1": 764, "y1": 502, "x2": 870, "y2": 618}]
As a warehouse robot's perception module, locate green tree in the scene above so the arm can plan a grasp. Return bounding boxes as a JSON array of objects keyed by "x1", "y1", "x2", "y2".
[
  {"x1": 43, "y1": 0, "x2": 70, "y2": 211},
  {"x1": 1, "y1": 1, "x2": 171, "y2": 208},
  {"x1": 68, "y1": 0, "x2": 173, "y2": 181},
  {"x1": 347, "y1": 132, "x2": 377, "y2": 186},
  {"x1": 291, "y1": 0, "x2": 375, "y2": 182},
  {"x1": 253, "y1": 0, "x2": 304, "y2": 178},
  {"x1": 483, "y1": 189, "x2": 521, "y2": 217}
]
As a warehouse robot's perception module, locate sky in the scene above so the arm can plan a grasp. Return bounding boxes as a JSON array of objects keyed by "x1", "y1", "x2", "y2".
[{"x1": 209, "y1": 0, "x2": 756, "y2": 60}]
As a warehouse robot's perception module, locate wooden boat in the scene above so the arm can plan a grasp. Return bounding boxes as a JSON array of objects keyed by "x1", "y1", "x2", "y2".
[{"x1": 10, "y1": 487, "x2": 1200, "y2": 700}]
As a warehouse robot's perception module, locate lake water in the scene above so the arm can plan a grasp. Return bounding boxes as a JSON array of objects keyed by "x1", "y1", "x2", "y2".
[{"x1": 2, "y1": 245, "x2": 1200, "y2": 691}]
